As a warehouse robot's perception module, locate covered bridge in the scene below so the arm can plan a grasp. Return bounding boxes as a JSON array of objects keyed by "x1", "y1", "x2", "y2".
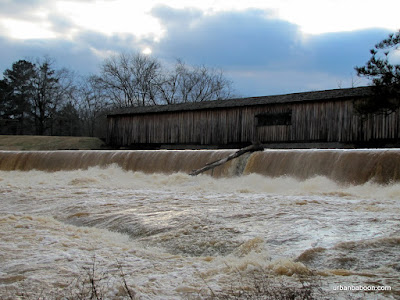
[{"x1": 106, "y1": 86, "x2": 400, "y2": 149}]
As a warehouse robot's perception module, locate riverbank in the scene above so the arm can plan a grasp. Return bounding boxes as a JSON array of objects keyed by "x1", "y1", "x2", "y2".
[{"x1": 0, "y1": 135, "x2": 106, "y2": 150}]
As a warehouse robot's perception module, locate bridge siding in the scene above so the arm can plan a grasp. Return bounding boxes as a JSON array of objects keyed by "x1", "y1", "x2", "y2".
[{"x1": 107, "y1": 88, "x2": 400, "y2": 148}]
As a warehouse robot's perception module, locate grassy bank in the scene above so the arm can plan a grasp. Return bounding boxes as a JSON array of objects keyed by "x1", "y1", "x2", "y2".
[{"x1": 0, "y1": 135, "x2": 106, "y2": 150}]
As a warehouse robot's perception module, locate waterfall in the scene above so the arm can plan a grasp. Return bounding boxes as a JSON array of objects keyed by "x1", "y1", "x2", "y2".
[{"x1": 1, "y1": 149, "x2": 399, "y2": 184}]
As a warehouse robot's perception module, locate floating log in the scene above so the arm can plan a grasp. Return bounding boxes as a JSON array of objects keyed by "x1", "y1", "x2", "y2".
[{"x1": 189, "y1": 143, "x2": 264, "y2": 176}]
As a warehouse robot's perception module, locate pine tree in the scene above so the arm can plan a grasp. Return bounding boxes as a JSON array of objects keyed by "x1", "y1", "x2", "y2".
[{"x1": 355, "y1": 30, "x2": 400, "y2": 115}]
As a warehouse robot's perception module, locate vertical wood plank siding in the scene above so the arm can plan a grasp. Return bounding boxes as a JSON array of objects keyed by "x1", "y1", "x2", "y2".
[{"x1": 107, "y1": 97, "x2": 400, "y2": 147}]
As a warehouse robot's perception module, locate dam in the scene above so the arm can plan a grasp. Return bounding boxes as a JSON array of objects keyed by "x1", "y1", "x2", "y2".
[
  {"x1": 0, "y1": 149, "x2": 399, "y2": 299},
  {"x1": 1, "y1": 148, "x2": 400, "y2": 183}
]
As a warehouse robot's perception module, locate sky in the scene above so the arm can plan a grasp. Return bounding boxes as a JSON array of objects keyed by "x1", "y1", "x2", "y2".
[{"x1": 0, "y1": 0, "x2": 399, "y2": 97}]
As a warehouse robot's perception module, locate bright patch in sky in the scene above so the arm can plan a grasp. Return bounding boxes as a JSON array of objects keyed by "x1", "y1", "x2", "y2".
[
  {"x1": 56, "y1": 0, "x2": 163, "y2": 39},
  {"x1": 142, "y1": 47, "x2": 153, "y2": 55},
  {"x1": 280, "y1": 0, "x2": 400, "y2": 34},
  {"x1": 2, "y1": 18, "x2": 57, "y2": 40}
]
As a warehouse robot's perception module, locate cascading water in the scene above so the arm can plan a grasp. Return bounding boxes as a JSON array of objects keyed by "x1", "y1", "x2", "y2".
[
  {"x1": 0, "y1": 149, "x2": 399, "y2": 299},
  {"x1": 1, "y1": 149, "x2": 400, "y2": 183}
]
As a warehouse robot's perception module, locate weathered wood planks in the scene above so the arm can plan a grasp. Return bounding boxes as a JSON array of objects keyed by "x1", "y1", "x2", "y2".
[{"x1": 106, "y1": 87, "x2": 400, "y2": 147}]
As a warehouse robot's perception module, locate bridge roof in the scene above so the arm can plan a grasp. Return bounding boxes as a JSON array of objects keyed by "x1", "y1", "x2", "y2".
[{"x1": 108, "y1": 86, "x2": 373, "y2": 116}]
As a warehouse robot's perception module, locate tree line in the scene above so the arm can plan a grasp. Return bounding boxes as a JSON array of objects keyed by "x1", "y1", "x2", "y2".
[
  {"x1": 1, "y1": 30, "x2": 399, "y2": 138},
  {"x1": 0, "y1": 53, "x2": 234, "y2": 137}
]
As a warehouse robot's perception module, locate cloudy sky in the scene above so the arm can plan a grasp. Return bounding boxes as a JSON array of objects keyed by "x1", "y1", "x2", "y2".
[{"x1": 0, "y1": 0, "x2": 399, "y2": 96}]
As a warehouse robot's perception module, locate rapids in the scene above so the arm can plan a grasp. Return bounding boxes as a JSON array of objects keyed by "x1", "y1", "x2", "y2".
[{"x1": 0, "y1": 149, "x2": 399, "y2": 299}]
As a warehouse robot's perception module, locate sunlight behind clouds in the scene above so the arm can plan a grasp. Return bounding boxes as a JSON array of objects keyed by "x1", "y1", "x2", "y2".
[
  {"x1": 2, "y1": 19, "x2": 57, "y2": 40},
  {"x1": 56, "y1": 0, "x2": 164, "y2": 40},
  {"x1": 142, "y1": 47, "x2": 152, "y2": 55}
]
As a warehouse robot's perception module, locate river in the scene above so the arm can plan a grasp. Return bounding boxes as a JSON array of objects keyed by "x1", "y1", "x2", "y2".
[{"x1": 0, "y1": 150, "x2": 399, "y2": 299}]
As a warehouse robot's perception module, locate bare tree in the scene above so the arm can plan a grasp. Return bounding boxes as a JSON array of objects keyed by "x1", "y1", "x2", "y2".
[
  {"x1": 156, "y1": 60, "x2": 234, "y2": 104},
  {"x1": 78, "y1": 75, "x2": 110, "y2": 136},
  {"x1": 96, "y1": 53, "x2": 235, "y2": 107},
  {"x1": 185, "y1": 63, "x2": 233, "y2": 102},
  {"x1": 154, "y1": 68, "x2": 180, "y2": 105},
  {"x1": 29, "y1": 57, "x2": 76, "y2": 135},
  {"x1": 95, "y1": 52, "x2": 161, "y2": 107},
  {"x1": 132, "y1": 53, "x2": 160, "y2": 106}
]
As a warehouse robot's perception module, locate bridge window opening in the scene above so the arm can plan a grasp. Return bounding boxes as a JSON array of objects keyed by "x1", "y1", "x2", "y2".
[{"x1": 256, "y1": 110, "x2": 292, "y2": 127}]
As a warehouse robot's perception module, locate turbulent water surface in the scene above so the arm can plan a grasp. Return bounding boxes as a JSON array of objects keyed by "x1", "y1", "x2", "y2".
[{"x1": 0, "y1": 150, "x2": 399, "y2": 299}]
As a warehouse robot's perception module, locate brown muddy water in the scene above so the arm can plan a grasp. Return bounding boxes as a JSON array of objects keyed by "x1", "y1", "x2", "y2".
[{"x1": 0, "y1": 149, "x2": 399, "y2": 299}]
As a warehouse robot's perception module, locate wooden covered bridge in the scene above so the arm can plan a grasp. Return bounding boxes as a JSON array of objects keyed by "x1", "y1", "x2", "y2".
[{"x1": 106, "y1": 86, "x2": 400, "y2": 149}]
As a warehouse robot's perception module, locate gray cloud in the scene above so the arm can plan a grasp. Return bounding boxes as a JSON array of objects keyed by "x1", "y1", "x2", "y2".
[
  {"x1": 0, "y1": 0, "x2": 48, "y2": 20},
  {"x1": 47, "y1": 13, "x2": 76, "y2": 34},
  {"x1": 152, "y1": 5, "x2": 203, "y2": 28},
  {"x1": 0, "y1": 0, "x2": 111, "y2": 21},
  {"x1": 0, "y1": 36, "x2": 98, "y2": 75},
  {"x1": 150, "y1": 6, "x2": 392, "y2": 94},
  {"x1": 0, "y1": 0, "x2": 45, "y2": 10},
  {"x1": 151, "y1": 6, "x2": 390, "y2": 73},
  {"x1": 151, "y1": 6, "x2": 301, "y2": 70},
  {"x1": 0, "y1": 29, "x2": 145, "y2": 76},
  {"x1": 303, "y1": 29, "x2": 392, "y2": 74}
]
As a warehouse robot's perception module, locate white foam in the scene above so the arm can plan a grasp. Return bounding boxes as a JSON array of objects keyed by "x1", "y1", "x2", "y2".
[{"x1": 1, "y1": 166, "x2": 399, "y2": 298}]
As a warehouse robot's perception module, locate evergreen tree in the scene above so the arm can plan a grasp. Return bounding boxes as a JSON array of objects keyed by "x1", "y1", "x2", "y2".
[
  {"x1": 1, "y1": 60, "x2": 35, "y2": 134},
  {"x1": 1, "y1": 57, "x2": 78, "y2": 135},
  {"x1": 355, "y1": 30, "x2": 400, "y2": 115}
]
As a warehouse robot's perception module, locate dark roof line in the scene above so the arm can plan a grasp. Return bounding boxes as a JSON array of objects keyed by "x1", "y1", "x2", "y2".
[{"x1": 108, "y1": 86, "x2": 373, "y2": 116}]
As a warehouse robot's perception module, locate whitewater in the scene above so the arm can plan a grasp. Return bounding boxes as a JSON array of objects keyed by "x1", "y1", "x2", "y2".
[{"x1": 0, "y1": 149, "x2": 399, "y2": 299}]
